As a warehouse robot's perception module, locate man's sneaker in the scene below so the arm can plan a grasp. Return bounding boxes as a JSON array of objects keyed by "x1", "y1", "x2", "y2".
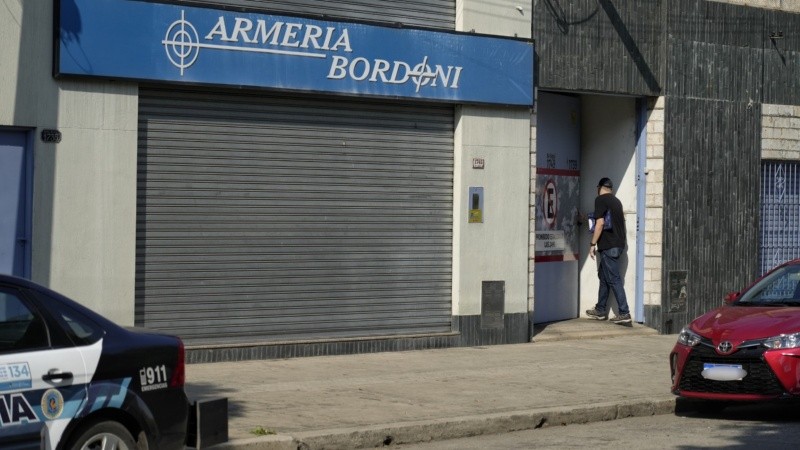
[
  {"x1": 585, "y1": 308, "x2": 607, "y2": 320},
  {"x1": 611, "y1": 313, "x2": 632, "y2": 324}
]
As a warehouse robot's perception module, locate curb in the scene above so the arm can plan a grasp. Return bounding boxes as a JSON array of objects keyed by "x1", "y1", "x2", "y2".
[{"x1": 211, "y1": 396, "x2": 677, "y2": 450}]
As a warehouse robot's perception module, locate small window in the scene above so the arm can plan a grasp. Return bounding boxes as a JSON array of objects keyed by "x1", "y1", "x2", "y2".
[
  {"x1": 62, "y1": 312, "x2": 99, "y2": 342},
  {"x1": 0, "y1": 290, "x2": 48, "y2": 352},
  {"x1": 39, "y1": 294, "x2": 104, "y2": 346}
]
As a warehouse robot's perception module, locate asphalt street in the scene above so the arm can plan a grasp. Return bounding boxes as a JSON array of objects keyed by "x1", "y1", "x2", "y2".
[{"x1": 393, "y1": 400, "x2": 800, "y2": 449}]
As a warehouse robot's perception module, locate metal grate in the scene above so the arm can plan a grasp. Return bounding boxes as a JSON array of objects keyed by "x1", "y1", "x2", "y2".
[
  {"x1": 678, "y1": 345, "x2": 785, "y2": 396},
  {"x1": 760, "y1": 161, "x2": 800, "y2": 275}
]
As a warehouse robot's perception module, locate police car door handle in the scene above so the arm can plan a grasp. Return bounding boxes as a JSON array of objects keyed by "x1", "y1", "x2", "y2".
[{"x1": 42, "y1": 369, "x2": 73, "y2": 382}]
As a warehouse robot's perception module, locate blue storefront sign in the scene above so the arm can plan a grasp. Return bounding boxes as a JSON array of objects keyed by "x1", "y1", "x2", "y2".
[{"x1": 56, "y1": 0, "x2": 534, "y2": 106}]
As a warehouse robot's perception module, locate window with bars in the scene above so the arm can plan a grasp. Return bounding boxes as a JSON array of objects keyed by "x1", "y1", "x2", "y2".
[{"x1": 760, "y1": 161, "x2": 800, "y2": 275}]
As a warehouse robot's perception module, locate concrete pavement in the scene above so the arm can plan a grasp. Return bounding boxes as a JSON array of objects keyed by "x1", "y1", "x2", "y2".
[{"x1": 185, "y1": 320, "x2": 679, "y2": 449}]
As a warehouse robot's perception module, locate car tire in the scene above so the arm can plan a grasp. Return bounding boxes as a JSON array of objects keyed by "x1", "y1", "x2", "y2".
[{"x1": 67, "y1": 420, "x2": 138, "y2": 450}]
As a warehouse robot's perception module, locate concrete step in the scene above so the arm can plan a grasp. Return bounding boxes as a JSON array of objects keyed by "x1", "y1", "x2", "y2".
[{"x1": 532, "y1": 318, "x2": 659, "y2": 342}]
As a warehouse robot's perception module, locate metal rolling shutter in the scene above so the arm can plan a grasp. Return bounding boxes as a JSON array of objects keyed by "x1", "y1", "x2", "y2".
[
  {"x1": 136, "y1": 86, "x2": 454, "y2": 344},
  {"x1": 180, "y1": 0, "x2": 455, "y2": 30}
]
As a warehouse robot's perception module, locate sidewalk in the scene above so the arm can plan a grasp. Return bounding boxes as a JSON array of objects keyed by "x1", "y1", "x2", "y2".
[{"x1": 185, "y1": 321, "x2": 679, "y2": 449}]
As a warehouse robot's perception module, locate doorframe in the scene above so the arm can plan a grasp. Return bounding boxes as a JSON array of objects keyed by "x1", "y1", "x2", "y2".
[
  {"x1": 634, "y1": 99, "x2": 647, "y2": 323},
  {"x1": 0, "y1": 128, "x2": 33, "y2": 278}
]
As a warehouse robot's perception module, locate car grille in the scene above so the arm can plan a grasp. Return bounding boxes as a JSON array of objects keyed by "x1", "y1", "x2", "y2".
[{"x1": 678, "y1": 344, "x2": 785, "y2": 396}]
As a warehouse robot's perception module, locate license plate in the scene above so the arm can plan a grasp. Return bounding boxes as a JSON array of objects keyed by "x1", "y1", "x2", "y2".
[
  {"x1": 701, "y1": 363, "x2": 746, "y2": 381},
  {"x1": 703, "y1": 363, "x2": 742, "y2": 371}
]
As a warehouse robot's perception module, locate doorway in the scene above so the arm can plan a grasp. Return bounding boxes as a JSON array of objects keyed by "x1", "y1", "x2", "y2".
[
  {"x1": 0, "y1": 130, "x2": 32, "y2": 277},
  {"x1": 534, "y1": 93, "x2": 581, "y2": 323},
  {"x1": 534, "y1": 93, "x2": 642, "y2": 324}
]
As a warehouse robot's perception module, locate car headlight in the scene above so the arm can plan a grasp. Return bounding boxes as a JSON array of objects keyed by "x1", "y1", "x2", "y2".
[
  {"x1": 763, "y1": 332, "x2": 800, "y2": 349},
  {"x1": 677, "y1": 327, "x2": 702, "y2": 347}
]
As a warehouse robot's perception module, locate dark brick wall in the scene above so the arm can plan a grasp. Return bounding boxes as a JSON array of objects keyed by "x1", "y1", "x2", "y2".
[
  {"x1": 186, "y1": 313, "x2": 530, "y2": 363},
  {"x1": 533, "y1": 0, "x2": 665, "y2": 96}
]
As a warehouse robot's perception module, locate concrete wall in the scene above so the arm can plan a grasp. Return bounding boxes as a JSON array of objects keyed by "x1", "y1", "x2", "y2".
[
  {"x1": 0, "y1": 1, "x2": 137, "y2": 325},
  {"x1": 454, "y1": 1, "x2": 532, "y2": 318},
  {"x1": 453, "y1": 107, "x2": 531, "y2": 316},
  {"x1": 457, "y1": 0, "x2": 531, "y2": 38},
  {"x1": 578, "y1": 95, "x2": 638, "y2": 319}
]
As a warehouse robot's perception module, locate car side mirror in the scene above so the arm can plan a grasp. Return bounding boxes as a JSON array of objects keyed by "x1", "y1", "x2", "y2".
[{"x1": 723, "y1": 292, "x2": 739, "y2": 304}]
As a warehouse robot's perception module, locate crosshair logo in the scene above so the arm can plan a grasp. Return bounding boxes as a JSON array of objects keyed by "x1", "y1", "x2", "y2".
[
  {"x1": 161, "y1": 11, "x2": 329, "y2": 76},
  {"x1": 410, "y1": 56, "x2": 437, "y2": 93},
  {"x1": 163, "y1": 11, "x2": 200, "y2": 76}
]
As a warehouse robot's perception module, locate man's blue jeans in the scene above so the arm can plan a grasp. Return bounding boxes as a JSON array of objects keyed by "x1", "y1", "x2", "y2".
[{"x1": 595, "y1": 247, "x2": 630, "y2": 315}]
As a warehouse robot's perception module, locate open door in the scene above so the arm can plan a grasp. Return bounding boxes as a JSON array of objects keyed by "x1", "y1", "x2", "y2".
[{"x1": 534, "y1": 93, "x2": 581, "y2": 324}]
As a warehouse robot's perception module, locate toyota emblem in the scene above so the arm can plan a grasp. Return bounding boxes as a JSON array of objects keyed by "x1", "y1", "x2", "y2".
[{"x1": 717, "y1": 341, "x2": 733, "y2": 354}]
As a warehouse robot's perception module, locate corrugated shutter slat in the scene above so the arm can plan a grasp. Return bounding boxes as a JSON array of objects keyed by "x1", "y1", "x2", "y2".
[
  {"x1": 136, "y1": 87, "x2": 454, "y2": 345},
  {"x1": 179, "y1": 0, "x2": 455, "y2": 30}
]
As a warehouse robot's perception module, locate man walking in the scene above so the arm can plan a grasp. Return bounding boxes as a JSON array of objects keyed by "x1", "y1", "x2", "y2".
[{"x1": 586, "y1": 177, "x2": 631, "y2": 324}]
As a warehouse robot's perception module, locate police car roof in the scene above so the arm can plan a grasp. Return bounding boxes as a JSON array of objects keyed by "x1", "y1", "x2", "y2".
[{"x1": 0, "y1": 273, "x2": 122, "y2": 332}]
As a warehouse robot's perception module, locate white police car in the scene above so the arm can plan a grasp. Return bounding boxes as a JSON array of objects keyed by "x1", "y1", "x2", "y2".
[{"x1": 0, "y1": 274, "x2": 188, "y2": 449}]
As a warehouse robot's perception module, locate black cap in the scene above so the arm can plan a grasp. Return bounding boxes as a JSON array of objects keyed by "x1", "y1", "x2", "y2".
[{"x1": 597, "y1": 177, "x2": 613, "y2": 189}]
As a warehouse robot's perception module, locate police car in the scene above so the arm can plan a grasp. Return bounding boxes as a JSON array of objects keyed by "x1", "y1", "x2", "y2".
[{"x1": 0, "y1": 274, "x2": 188, "y2": 449}]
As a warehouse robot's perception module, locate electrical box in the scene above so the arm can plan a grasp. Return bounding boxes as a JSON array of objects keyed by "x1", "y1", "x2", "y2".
[{"x1": 468, "y1": 187, "x2": 484, "y2": 223}]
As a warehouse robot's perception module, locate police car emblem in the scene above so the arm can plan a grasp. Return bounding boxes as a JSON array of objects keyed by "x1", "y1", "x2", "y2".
[{"x1": 41, "y1": 389, "x2": 64, "y2": 420}]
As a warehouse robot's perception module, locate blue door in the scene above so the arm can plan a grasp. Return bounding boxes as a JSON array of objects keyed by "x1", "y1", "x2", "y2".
[{"x1": 0, "y1": 131, "x2": 31, "y2": 277}]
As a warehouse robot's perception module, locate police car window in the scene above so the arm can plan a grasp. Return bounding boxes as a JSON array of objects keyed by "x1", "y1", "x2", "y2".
[
  {"x1": 43, "y1": 297, "x2": 103, "y2": 346},
  {"x1": 0, "y1": 291, "x2": 48, "y2": 352},
  {"x1": 62, "y1": 313, "x2": 97, "y2": 341}
]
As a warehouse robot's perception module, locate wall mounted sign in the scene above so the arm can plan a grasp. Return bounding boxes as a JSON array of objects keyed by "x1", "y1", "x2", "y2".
[
  {"x1": 668, "y1": 270, "x2": 688, "y2": 313},
  {"x1": 56, "y1": 0, "x2": 534, "y2": 106},
  {"x1": 535, "y1": 231, "x2": 565, "y2": 252},
  {"x1": 40, "y1": 129, "x2": 62, "y2": 143},
  {"x1": 542, "y1": 179, "x2": 558, "y2": 229}
]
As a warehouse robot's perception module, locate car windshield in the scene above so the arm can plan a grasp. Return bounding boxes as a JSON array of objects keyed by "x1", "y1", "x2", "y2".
[{"x1": 736, "y1": 265, "x2": 800, "y2": 306}]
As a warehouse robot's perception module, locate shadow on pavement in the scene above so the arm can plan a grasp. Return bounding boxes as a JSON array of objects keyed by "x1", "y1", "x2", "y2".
[
  {"x1": 675, "y1": 397, "x2": 800, "y2": 422},
  {"x1": 185, "y1": 381, "x2": 245, "y2": 419}
]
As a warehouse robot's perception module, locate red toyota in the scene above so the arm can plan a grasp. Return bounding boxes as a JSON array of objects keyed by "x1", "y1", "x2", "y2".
[{"x1": 671, "y1": 259, "x2": 800, "y2": 406}]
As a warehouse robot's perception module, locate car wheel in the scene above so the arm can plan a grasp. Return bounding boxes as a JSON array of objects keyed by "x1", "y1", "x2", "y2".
[{"x1": 67, "y1": 420, "x2": 137, "y2": 450}]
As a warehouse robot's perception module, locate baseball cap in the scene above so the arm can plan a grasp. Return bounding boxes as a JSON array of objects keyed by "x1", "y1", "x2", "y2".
[{"x1": 597, "y1": 177, "x2": 613, "y2": 189}]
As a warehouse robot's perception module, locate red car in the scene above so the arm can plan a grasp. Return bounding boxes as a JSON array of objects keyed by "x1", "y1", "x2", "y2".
[{"x1": 671, "y1": 259, "x2": 800, "y2": 406}]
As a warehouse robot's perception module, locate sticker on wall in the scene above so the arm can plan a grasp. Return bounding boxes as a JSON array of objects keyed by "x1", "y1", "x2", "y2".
[{"x1": 535, "y1": 231, "x2": 566, "y2": 252}]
